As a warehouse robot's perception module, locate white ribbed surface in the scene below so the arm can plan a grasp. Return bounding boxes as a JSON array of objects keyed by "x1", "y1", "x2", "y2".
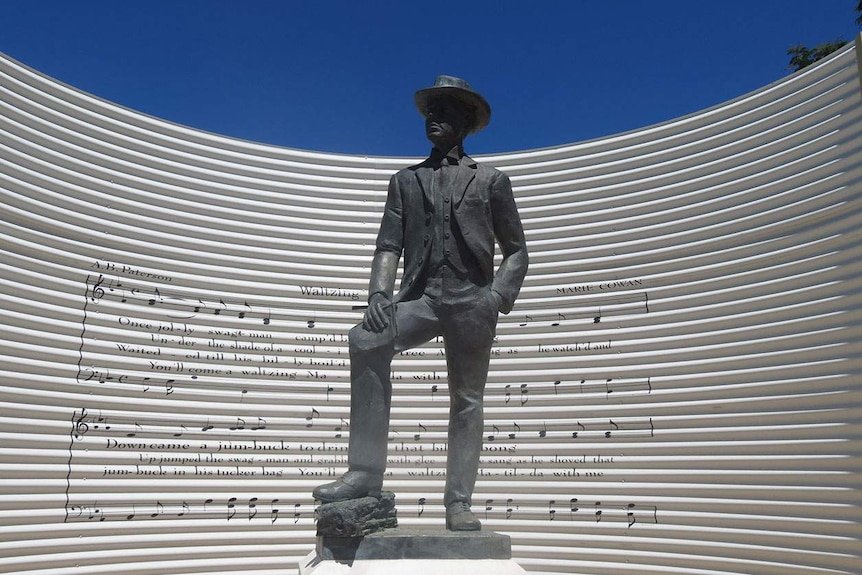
[{"x1": 1, "y1": 41, "x2": 861, "y2": 575}]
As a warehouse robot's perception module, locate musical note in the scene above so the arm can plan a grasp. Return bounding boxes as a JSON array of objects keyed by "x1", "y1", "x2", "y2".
[
  {"x1": 626, "y1": 504, "x2": 658, "y2": 526},
  {"x1": 263, "y1": 310, "x2": 272, "y2": 325},
  {"x1": 126, "y1": 422, "x2": 142, "y2": 438},
  {"x1": 484, "y1": 499, "x2": 494, "y2": 520},
  {"x1": 126, "y1": 504, "x2": 136, "y2": 521},
  {"x1": 548, "y1": 500, "x2": 556, "y2": 521},
  {"x1": 230, "y1": 417, "x2": 246, "y2": 431},
  {"x1": 213, "y1": 299, "x2": 227, "y2": 315},
  {"x1": 573, "y1": 421, "x2": 586, "y2": 439},
  {"x1": 605, "y1": 419, "x2": 620, "y2": 438},
  {"x1": 551, "y1": 312, "x2": 566, "y2": 326},
  {"x1": 431, "y1": 384, "x2": 438, "y2": 400},
  {"x1": 150, "y1": 501, "x2": 164, "y2": 519},
  {"x1": 147, "y1": 287, "x2": 162, "y2": 306},
  {"x1": 238, "y1": 301, "x2": 252, "y2": 319},
  {"x1": 508, "y1": 422, "x2": 521, "y2": 440},
  {"x1": 293, "y1": 503, "x2": 301, "y2": 523},
  {"x1": 270, "y1": 499, "x2": 280, "y2": 524},
  {"x1": 227, "y1": 498, "x2": 237, "y2": 521},
  {"x1": 417, "y1": 497, "x2": 426, "y2": 517},
  {"x1": 506, "y1": 498, "x2": 515, "y2": 519},
  {"x1": 570, "y1": 498, "x2": 579, "y2": 520},
  {"x1": 519, "y1": 314, "x2": 534, "y2": 327},
  {"x1": 173, "y1": 424, "x2": 188, "y2": 438},
  {"x1": 178, "y1": 501, "x2": 190, "y2": 517},
  {"x1": 334, "y1": 418, "x2": 349, "y2": 439},
  {"x1": 201, "y1": 419, "x2": 214, "y2": 432},
  {"x1": 487, "y1": 424, "x2": 500, "y2": 441},
  {"x1": 326, "y1": 385, "x2": 334, "y2": 401},
  {"x1": 538, "y1": 421, "x2": 547, "y2": 438},
  {"x1": 305, "y1": 408, "x2": 320, "y2": 428},
  {"x1": 307, "y1": 313, "x2": 316, "y2": 329},
  {"x1": 414, "y1": 423, "x2": 427, "y2": 441},
  {"x1": 594, "y1": 502, "x2": 603, "y2": 523},
  {"x1": 504, "y1": 384, "x2": 511, "y2": 404},
  {"x1": 89, "y1": 503, "x2": 105, "y2": 522},
  {"x1": 520, "y1": 383, "x2": 529, "y2": 405},
  {"x1": 251, "y1": 417, "x2": 267, "y2": 431},
  {"x1": 248, "y1": 497, "x2": 258, "y2": 521}
]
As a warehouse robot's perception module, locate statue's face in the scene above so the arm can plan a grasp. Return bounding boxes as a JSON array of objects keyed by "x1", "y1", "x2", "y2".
[{"x1": 425, "y1": 97, "x2": 471, "y2": 148}]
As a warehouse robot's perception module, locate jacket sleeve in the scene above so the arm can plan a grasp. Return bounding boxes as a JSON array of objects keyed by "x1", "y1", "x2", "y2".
[
  {"x1": 369, "y1": 173, "x2": 404, "y2": 299},
  {"x1": 490, "y1": 170, "x2": 529, "y2": 314},
  {"x1": 375, "y1": 173, "x2": 403, "y2": 256}
]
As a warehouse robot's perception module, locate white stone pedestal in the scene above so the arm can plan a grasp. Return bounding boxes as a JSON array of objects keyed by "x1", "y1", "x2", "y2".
[
  {"x1": 299, "y1": 528, "x2": 528, "y2": 575},
  {"x1": 299, "y1": 552, "x2": 529, "y2": 575}
]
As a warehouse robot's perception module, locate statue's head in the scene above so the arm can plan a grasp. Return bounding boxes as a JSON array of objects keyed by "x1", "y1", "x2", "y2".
[{"x1": 415, "y1": 76, "x2": 491, "y2": 148}]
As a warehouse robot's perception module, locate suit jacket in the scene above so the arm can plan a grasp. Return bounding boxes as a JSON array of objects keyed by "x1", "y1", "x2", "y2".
[{"x1": 374, "y1": 153, "x2": 528, "y2": 314}]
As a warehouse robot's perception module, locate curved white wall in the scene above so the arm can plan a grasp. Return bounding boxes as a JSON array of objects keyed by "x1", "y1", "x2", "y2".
[{"x1": 1, "y1": 41, "x2": 861, "y2": 575}]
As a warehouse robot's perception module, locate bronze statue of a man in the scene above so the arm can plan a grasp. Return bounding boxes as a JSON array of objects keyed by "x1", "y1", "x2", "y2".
[{"x1": 314, "y1": 75, "x2": 528, "y2": 531}]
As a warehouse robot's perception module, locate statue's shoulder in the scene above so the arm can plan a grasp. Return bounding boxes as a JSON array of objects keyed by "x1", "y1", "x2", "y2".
[
  {"x1": 472, "y1": 160, "x2": 509, "y2": 185},
  {"x1": 392, "y1": 158, "x2": 432, "y2": 180}
]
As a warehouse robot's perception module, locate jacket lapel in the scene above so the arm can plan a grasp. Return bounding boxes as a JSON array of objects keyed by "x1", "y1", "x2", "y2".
[
  {"x1": 453, "y1": 156, "x2": 478, "y2": 206},
  {"x1": 415, "y1": 165, "x2": 434, "y2": 209}
]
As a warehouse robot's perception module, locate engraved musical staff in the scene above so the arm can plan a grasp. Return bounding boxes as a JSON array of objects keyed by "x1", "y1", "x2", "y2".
[
  {"x1": 66, "y1": 497, "x2": 311, "y2": 524},
  {"x1": 462, "y1": 497, "x2": 658, "y2": 526},
  {"x1": 497, "y1": 377, "x2": 652, "y2": 405},
  {"x1": 82, "y1": 274, "x2": 352, "y2": 328},
  {"x1": 66, "y1": 407, "x2": 345, "y2": 438},
  {"x1": 516, "y1": 291, "x2": 649, "y2": 327},
  {"x1": 478, "y1": 417, "x2": 655, "y2": 441}
]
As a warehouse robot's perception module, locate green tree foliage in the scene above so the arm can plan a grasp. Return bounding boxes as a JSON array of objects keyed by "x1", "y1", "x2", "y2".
[
  {"x1": 786, "y1": 2, "x2": 861, "y2": 71},
  {"x1": 787, "y1": 40, "x2": 849, "y2": 71}
]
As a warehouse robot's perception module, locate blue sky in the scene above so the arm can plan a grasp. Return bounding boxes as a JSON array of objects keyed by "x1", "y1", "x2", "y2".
[{"x1": 2, "y1": 1, "x2": 859, "y2": 156}]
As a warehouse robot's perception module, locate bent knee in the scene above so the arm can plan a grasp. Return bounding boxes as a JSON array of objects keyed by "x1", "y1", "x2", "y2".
[{"x1": 349, "y1": 323, "x2": 395, "y2": 354}]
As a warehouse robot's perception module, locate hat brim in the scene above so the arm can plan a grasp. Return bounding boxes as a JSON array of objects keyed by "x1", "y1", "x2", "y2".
[{"x1": 414, "y1": 86, "x2": 491, "y2": 134}]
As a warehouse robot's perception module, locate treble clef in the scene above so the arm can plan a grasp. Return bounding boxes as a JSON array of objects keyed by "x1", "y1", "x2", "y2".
[
  {"x1": 72, "y1": 408, "x2": 89, "y2": 441},
  {"x1": 89, "y1": 275, "x2": 106, "y2": 303}
]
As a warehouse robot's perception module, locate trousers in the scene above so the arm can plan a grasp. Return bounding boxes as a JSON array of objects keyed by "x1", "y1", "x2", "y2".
[{"x1": 346, "y1": 266, "x2": 499, "y2": 506}]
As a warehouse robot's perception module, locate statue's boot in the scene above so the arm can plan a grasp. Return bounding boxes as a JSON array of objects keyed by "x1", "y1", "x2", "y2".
[{"x1": 313, "y1": 469, "x2": 383, "y2": 503}]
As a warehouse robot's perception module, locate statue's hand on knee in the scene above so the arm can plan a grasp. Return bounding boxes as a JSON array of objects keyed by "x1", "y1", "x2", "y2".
[{"x1": 363, "y1": 293, "x2": 392, "y2": 333}]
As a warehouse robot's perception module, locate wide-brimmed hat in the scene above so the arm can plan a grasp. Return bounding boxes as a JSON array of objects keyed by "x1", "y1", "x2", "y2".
[{"x1": 414, "y1": 75, "x2": 491, "y2": 134}]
